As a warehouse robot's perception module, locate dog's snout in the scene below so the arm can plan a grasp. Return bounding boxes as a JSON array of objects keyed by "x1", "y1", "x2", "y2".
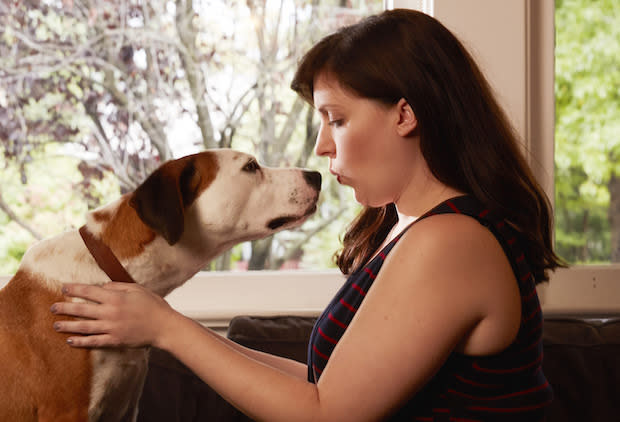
[{"x1": 303, "y1": 171, "x2": 322, "y2": 191}]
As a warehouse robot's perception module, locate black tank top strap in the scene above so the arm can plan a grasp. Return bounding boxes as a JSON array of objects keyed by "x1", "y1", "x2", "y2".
[
  {"x1": 367, "y1": 195, "x2": 489, "y2": 268},
  {"x1": 392, "y1": 195, "x2": 489, "y2": 239}
]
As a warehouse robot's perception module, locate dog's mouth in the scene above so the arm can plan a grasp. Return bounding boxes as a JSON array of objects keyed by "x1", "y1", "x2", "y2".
[
  {"x1": 267, "y1": 216, "x2": 299, "y2": 230},
  {"x1": 267, "y1": 205, "x2": 317, "y2": 231}
]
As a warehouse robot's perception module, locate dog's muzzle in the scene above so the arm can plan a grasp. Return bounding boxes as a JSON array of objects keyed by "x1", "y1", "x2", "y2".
[{"x1": 267, "y1": 170, "x2": 321, "y2": 230}]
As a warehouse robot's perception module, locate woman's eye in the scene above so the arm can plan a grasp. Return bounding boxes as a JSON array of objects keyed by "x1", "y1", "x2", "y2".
[
  {"x1": 328, "y1": 119, "x2": 344, "y2": 127},
  {"x1": 242, "y1": 160, "x2": 260, "y2": 173}
]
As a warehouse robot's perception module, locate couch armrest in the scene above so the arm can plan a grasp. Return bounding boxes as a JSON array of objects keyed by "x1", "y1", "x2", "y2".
[{"x1": 226, "y1": 315, "x2": 316, "y2": 363}]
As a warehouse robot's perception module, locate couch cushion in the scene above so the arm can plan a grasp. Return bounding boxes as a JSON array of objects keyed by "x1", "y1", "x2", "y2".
[{"x1": 542, "y1": 318, "x2": 620, "y2": 422}]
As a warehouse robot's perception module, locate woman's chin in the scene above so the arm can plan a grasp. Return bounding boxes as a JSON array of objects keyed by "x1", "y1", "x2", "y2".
[
  {"x1": 354, "y1": 190, "x2": 394, "y2": 208},
  {"x1": 352, "y1": 190, "x2": 367, "y2": 206},
  {"x1": 353, "y1": 191, "x2": 386, "y2": 208}
]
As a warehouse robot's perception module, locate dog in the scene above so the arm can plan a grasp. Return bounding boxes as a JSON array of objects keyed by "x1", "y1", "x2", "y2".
[{"x1": 0, "y1": 149, "x2": 321, "y2": 421}]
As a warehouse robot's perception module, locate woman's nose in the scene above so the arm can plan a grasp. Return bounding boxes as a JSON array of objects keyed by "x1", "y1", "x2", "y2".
[{"x1": 314, "y1": 123, "x2": 334, "y2": 157}]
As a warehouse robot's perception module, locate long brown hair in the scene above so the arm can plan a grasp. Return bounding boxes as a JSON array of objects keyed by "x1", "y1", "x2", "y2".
[{"x1": 291, "y1": 9, "x2": 564, "y2": 282}]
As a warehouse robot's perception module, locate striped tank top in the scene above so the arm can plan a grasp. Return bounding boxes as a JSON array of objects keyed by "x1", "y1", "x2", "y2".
[{"x1": 307, "y1": 195, "x2": 553, "y2": 421}]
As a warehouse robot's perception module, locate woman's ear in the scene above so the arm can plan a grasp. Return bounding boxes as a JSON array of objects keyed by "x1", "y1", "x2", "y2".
[{"x1": 395, "y1": 98, "x2": 417, "y2": 136}]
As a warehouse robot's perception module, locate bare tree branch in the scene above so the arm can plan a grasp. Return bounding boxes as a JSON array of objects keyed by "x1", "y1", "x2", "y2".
[
  {"x1": 215, "y1": 82, "x2": 257, "y2": 148},
  {"x1": 175, "y1": 0, "x2": 216, "y2": 149},
  {"x1": 272, "y1": 206, "x2": 347, "y2": 269},
  {"x1": 0, "y1": 189, "x2": 43, "y2": 241},
  {"x1": 296, "y1": 104, "x2": 319, "y2": 167},
  {"x1": 275, "y1": 96, "x2": 305, "y2": 154}
]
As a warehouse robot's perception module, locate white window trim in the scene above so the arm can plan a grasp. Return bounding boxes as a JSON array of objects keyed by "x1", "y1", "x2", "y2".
[
  {"x1": 2, "y1": 0, "x2": 619, "y2": 331},
  {"x1": 162, "y1": 267, "x2": 620, "y2": 321},
  {"x1": 1, "y1": 266, "x2": 619, "y2": 331}
]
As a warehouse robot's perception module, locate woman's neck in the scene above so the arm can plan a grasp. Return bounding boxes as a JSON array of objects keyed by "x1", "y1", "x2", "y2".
[
  {"x1": 392, "y1": 147, "x2": 464, "y2": 220},
  {"x1": 394, "y1": 185, "x2": 464, "y2": 223}
]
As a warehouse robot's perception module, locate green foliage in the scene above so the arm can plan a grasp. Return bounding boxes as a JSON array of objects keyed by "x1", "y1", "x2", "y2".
[
  {"x1": 0, "y1": 145, "x2": 120, "y2": 274},
  {"x1": 555, "y1": 0, "x2": 620, "y2": 263}
]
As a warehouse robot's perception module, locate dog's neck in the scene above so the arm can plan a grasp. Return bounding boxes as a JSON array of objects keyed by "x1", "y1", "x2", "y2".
[
  {"x1": 83, "y1": 196, "x2": 219, "y2": 296},
  {"x1": 79, "y1": 225, "x2": 136, "y2": 284},
  {"x1": 20, "y1": 196, "x2": 220, "y2": 297}
]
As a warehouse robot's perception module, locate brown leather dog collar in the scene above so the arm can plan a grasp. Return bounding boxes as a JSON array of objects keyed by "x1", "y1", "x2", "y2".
[{"x1": 79, "y1": 225, "x2": 136, "y2": 283}]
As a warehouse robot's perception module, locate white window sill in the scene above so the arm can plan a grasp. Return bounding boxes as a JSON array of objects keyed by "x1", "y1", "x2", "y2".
[
  {"x1": 163, "y1": 270, "x2": 344, "y2": 331},
  {"x1": 4, "y1": 266, "x2": 618, "y2": 331}
]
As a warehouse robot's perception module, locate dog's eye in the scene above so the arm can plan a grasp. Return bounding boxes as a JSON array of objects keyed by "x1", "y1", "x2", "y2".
[{"x1": 242, "y1": 159, "x2": 260, "y2": 173}]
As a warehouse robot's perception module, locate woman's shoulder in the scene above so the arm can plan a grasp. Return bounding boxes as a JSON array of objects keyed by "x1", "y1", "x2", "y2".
[
  {"x1": 393, "y1": 211, "x2": 513, "y2": 281},
  {"x1": 382, "y1": 212, "x2": 522, "y2": 354},
  {"x1": 388, "y1": 211, "x2": 520, "y2": 315},
  {"x1": 404, "y1": 211, "x2": 499, "y2": 253}
]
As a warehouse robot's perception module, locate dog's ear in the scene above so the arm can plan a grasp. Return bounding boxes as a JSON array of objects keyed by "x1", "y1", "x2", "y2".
[{"x1": 129, "y1": 159, "x2": 202, "y2": 245}]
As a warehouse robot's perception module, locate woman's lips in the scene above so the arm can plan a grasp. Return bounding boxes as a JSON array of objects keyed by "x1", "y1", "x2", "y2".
[{"x1": 329, "y1": 169, "x2": 342, "y2": 184}]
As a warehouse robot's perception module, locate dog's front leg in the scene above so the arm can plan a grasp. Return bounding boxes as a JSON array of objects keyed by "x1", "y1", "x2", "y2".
[{"x1": 88, "y1": 348, "x2": 149, "y2": 422}]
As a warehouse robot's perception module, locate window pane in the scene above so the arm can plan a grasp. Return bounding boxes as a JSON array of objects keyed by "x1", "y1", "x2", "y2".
[
  {"x1": 554, "y1": 0, "x2": 620, "y2": 264},
  {"x1": 0, "y1": 1, "x2": 382, "y2": 275}
]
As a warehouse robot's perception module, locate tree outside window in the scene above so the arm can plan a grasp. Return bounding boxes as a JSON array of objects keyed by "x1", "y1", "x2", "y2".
[
  {"x1": 555, "y1": 0, "x2": 620, "y2": 264},
  {"x1": 0, "y1": 0, "x2": 382, "y2": 274}
]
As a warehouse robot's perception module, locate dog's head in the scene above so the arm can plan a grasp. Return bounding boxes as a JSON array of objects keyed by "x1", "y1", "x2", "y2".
[{"x1": 129, "y1": 149, "x2": 321, "y2": 247}]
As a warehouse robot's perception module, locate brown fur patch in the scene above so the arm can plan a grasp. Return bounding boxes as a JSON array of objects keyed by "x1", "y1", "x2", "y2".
[
  {"x1": 100, "y1": 151, "x2": 218, "y2": 259},
  {"x1": 0, "y1": 271, "x2": 91, "y2": 421},
  {"x1": 187, "y1": 151, "x2": 219, "y2": 198},
  {"x1": 92, "y1": 209, "x2": 111, "y2": 223},
  {"x1": 158, "y1": 151, "x2": 219, "y2": 201},
  {"x1": 100, "y1": 194, "x2": 157, "y2": 260}
]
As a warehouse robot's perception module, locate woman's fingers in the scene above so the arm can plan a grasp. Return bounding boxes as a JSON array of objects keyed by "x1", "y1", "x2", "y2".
[
  {"x1": 67, "y1": 334, "x2": 118, "y2": 348},
  {"x1": 53, "y1": 318, "x2": 109, "y2": 335},
  {"x1": 102, "y1": 281, "x2": 142, "y2": 291},
  {"x1": 61, "y1": 283, "x2": 118, "y2": 304},
  {"x1": 51, "y1": 282, "x2": 168, "y2": 348},
  {"x1": 52, "y1": 309, "x2": 126, "y2": 348},
  {"x1": 51, "y1": 301, "x2": 107, "y2": 320}
]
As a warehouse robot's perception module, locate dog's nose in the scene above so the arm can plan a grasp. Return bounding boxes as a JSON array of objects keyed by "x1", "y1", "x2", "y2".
[{"x1": 303, "y1": 170, "x2": 322, "y2": 191}]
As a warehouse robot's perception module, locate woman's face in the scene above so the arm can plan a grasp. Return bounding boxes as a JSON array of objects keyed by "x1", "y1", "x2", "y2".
[{"x1": 313, "y1": 73, "x2": 420, "y2": 207}]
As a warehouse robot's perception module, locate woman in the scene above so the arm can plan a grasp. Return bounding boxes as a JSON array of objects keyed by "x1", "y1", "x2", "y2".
[{"x1": 52, "y1": 9, "x2": 564, "y2": 421}]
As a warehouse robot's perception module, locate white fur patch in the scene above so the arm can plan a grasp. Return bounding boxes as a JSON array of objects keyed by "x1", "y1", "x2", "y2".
[{"x1": 20, "y1": 230, "x2": 109, "y2": 294}]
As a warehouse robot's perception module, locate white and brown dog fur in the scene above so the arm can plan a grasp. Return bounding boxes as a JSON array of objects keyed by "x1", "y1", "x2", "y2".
[{"x1": 0, "y1": 149, "x2": 321, "y2": 421}]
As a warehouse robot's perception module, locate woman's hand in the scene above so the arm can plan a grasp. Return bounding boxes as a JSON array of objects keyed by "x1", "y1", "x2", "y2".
[{"x1": 50, "y1": 282, "x2": 177, "y2": 349}]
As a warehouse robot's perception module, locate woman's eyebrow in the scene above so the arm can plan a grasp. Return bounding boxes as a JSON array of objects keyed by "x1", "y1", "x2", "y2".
[{"x1": 316, "y1": 103, "x2": 342, "y2": 114}]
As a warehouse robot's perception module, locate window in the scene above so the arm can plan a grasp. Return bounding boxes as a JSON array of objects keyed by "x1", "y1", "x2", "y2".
[
  {"x1": 2, "y1": 0, "x2": 618, "y2": 324},
  {"x1": 554, "y1": 0, "x2": 620, "y2": 265}
]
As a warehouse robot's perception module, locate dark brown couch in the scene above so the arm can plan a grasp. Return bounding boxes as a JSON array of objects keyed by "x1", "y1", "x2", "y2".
[{"x1": 136, "y1": 315, "x2": 620, "y2": 422}]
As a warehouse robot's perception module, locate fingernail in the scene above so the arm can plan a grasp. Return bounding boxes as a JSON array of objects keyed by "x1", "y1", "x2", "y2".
[
  {"x1": 61, "y1": 286, "x2": 68, "y2": 294},
  {"x1": 50, "y1": 304, "x2": 57, "y2": 314},
  {"x1": 66, "y1": 338, "x2": 74, "y2": 345},
  {"x1": 53, "y1": 322, "x2": 60, "y2": 331}
]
